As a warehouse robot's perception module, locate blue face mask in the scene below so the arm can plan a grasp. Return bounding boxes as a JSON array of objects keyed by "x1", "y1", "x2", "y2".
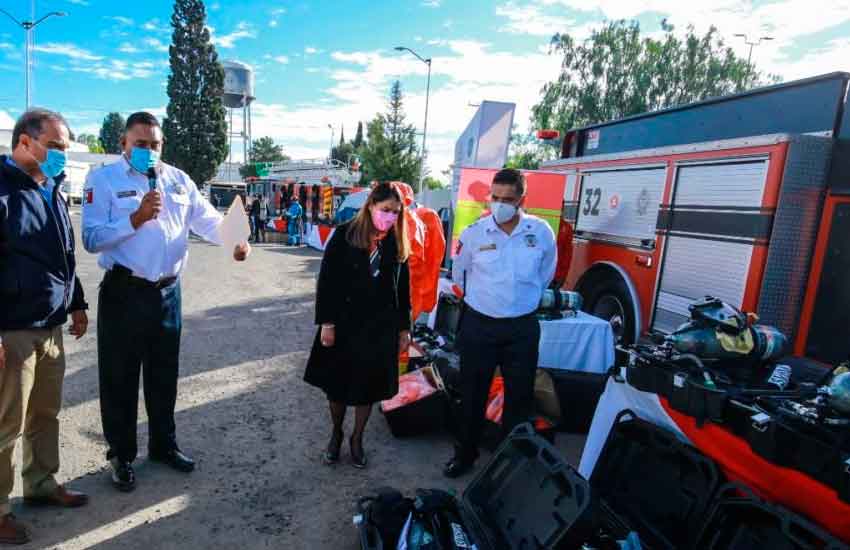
[
  {"x1": 38, "y1": 148, "x2": 66, "y2": 179},
  {"x1": 128, "y1": 147, "x2": 160, "y2": 174}
]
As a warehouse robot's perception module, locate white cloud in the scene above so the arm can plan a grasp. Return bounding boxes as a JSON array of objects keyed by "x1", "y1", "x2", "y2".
[
  {"x1": 70, "y1": 58, "x2": 157, "y2": 82},
  {"x1": 0, "y1": 43, "x2": 13, "y2": 50},
  {"x1": 256, "y1": 42, "x2": 561, "y2": 175},
  {"x1": 33, "y1": 43, "x2": 104, "y2": 61},
  {"x1": 118, "y1": 43, "x2": 141, "y2": 54},
  {"x1": 210, "y1": 3, "x2": 221, "y2": 11},
  {"x1": 270, "y1": 20, "x2": 279, "y2": 28},
  {"x1": 0, "y1": 110, "x2": 15, "y2": 129},
  {"x1": 422, "y1": 0, "x2": 442, "y2": 6},
  {"x1": 142, "y1": 18, "x2": 170, "y2": 34},
  {"x1": 144, "y1": 38, "x2": 169, "y2": 53},
  {"x1": 211, "y1": 22, "x2": 256, "y2": 49},
  {"x1": 271, "y1": 7, "x2": 287, "y2": 16},
  {"x1": 105, "y1": 16, "x2": 134, "y2": 26},
  {"x1": 272, "y1": 55, "x2": 290, "y2": 64},
  {"x1": 305, "y1": 46, "x2": 320, "y2": 55},
  {"x1": 305, "y1": 67, "x2": 322, "y2": 73},
  {"x1": 770, "y1": 37, "x2": 850, "y2": 81},
  {"x1": 496, "y1": 2, "x2": 575, "y2": 36},
  {"x1": 68, "y1": 0, "x2": 90, "y2": 5}
]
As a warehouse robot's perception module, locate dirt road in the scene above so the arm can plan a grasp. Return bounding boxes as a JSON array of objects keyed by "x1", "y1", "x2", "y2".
[{"x1": 7, "y1": 211, "x2": 584, "y2": 549}]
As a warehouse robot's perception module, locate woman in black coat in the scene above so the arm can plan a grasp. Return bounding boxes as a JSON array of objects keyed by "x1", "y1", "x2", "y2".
[{"x1": 304, "y1": 182, "x2": 411, "y2": 468}]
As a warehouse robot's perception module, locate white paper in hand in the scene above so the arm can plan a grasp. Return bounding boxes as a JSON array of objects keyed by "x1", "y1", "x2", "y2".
[{"x1": 217, "y1": 195, "x2": 251, "y2": 253}]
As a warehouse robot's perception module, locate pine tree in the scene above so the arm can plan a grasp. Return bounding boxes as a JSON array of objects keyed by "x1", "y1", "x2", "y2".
[
  {"x1": 339, "y1": 125, "x2": 345, "y2": 147},
  {"x1": 360, "y1": 81, "x2": 421, "y2": 186},
  {"x1": 162, "y1": 0, "x2": 228, "y2": 185},
  {"x1": 98, "y1": 112, "x2": 125, "y2": 154},
  {"x1": 353, "y1": 121, "x2": 364, "y2": 149}
]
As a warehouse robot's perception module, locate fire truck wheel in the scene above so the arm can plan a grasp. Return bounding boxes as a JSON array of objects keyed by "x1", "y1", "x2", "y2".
[{"x1": 582, "y1": 275, "x2": 636, "y2": 345}]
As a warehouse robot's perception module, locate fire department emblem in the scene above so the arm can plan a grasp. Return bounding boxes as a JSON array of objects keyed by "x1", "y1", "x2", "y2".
[
  {"x1": 609, "y1": 194, "x2": 621, "y2": 210},
  {"x1": 636, "y1": 188, "x2": 651, "y2": 216}
]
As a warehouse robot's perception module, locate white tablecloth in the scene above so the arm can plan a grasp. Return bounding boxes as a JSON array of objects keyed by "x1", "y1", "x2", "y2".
[
  {"x1": 577, "y1": 377, "x2": 686, "y2": 479},
  {"x1": 538, "y1": 311, "x2": 615, "y2": 374}
]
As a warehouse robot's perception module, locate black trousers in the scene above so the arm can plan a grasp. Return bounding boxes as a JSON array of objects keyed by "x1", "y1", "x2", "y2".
[
  {"x1": 457, "y1": 307, "x2": 540, "y2": 458},
  {"x1": 252, "y1": 216, "x2": 266, "y2": 242},
  {"x1": 97, "y1": 272, "x2": 182, "y2": 462}
]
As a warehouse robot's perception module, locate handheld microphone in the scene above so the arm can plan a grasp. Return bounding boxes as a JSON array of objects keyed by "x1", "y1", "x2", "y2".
[{"x1": 147, "y1": 167, "x2": 157, "y2": 191}]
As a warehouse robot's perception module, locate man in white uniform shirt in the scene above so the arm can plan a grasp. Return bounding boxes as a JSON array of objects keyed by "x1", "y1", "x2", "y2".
[
  {"x1": 82, "y1": 112, "x2": 250, "y2": 492},
  {"x1": 444, "y1": 168, "x2": 556, "y2": 478}
]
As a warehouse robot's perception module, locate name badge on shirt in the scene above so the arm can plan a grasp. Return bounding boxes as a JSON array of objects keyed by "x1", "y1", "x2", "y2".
[
  {"x1": 169, "y1": 182, "x2": 187, "y2": 195},
  {"x1": 116, "y1": 190, "x2": 137, "y2": 199},
  {"x1": 524, "y1": 234, "x2": 538, "y2": 248},
  {"x1": 479, "y1": 243, "x2": 497, "y2": 252}
]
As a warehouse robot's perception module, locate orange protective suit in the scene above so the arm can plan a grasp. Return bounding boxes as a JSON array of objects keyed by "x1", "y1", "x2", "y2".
[{"x1": 390, "y1": 182, "x2": 446, "y2": 322}]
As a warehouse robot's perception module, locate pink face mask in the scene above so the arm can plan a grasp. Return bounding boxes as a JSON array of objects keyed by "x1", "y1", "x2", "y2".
[{"x1": 371, "y1": 208, "x2": 399, "y2": 232}]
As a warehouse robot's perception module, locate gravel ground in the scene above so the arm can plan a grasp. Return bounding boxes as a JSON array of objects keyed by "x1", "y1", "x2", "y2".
[{"x1": 7, "y1": 209, "x2": 586, "y2": 549}]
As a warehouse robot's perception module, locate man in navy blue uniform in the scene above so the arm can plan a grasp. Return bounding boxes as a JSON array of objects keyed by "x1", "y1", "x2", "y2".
[{"x1": 0, "y1": 109, "x2": 90, "y2": 545}]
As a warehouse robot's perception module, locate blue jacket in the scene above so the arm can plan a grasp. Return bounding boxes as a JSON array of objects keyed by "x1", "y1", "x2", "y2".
[{"x1": 0, "y1": 155, "x2": 87, "y2": 332}]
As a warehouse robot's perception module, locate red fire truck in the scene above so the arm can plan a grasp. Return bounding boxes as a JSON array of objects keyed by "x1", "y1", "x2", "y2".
[{"x1": 540, "y1": 72, "x2": 850, "y2": 365}]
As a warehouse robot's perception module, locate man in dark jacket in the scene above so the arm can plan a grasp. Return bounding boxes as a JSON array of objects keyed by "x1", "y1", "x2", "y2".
[{"x1": 0, "y1": 109, "x2": 90, "y2": 545}]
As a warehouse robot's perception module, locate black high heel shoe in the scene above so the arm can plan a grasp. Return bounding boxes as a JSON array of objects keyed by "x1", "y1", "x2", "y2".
[
  {"x1": 350, "y1": 435, "x2": 367, "y2": 469},
  {"x1": 323, "y1": 430, "x2": 344, "y2": 465}
]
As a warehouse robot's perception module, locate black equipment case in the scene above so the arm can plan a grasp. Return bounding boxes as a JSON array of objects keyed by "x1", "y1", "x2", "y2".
[
  {"x1": 356, "y1": 423, "x2": 596, "y2": 550},
  {"x1": 589, "y1": 410, "x2": 723, "y2": 549},
  {"x1": 694, "y1": 484, "x2": 849, "y2": 549}
]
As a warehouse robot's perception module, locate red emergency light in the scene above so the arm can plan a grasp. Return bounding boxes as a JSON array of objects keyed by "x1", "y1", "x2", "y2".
[
  {"x1": 537, "y1": 129, "x2": 561, "y2": 141},
  {"x1": 321, "y1": 176, "x2": 330, "y2": 183}
]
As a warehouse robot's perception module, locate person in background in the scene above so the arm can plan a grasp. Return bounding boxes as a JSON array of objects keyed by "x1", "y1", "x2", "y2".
[
  {"x1": 444, "y1": 168, "x2": 557, "y2": 478},
  {"x1": 303, "y1": 183, "x2": 411, "y2": 469},
  {"x1": 286, "y1": 199, "x2": 303, "y2": 246},
  {"x1": 81, "y1": 112, "x2": 251, "y2": 493},
  {"x1": 250, "y1": 194, "x2": 267, "y2": 244},
  {"x1": 0, "y1": 109, "x2": 90, "y2": 545}
]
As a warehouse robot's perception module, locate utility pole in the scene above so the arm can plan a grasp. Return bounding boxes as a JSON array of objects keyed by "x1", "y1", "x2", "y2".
[
  {"x1": 734, "y1": 34, "x2": 774, "y2": 86},
  {"x1": 0, "y1": 8, "x2": 67, "y2": 109},
  {"x1": 394, "y1": 46, "x2": 432, "y2": 193}
]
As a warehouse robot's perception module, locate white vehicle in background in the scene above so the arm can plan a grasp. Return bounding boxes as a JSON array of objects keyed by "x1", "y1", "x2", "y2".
[{"x1": 59, "y1": 160, "x2": 90, "y2": 205}]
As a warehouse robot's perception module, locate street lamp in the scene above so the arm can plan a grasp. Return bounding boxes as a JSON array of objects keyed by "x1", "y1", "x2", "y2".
[
  {"x1": 327, "y1": 123, "x2": 335, "y2": 162},
  {"x1": 734, "y1": 33, "x2": 774, "y2": 85},
  {"x1": 0, "y1": 8, "x2": 67, "y2": 109},
  {"x1": 395, "y1": 45, "x2": 431, "y2": 193}
]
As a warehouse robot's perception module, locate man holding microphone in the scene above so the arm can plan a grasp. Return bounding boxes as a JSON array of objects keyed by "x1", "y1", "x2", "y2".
[
  {"x1": 444, "y1": 168, "x2": 556, "y2": 478},
  {"x1": 82, "y1": 112, "x2": 250, "y2": 493}
]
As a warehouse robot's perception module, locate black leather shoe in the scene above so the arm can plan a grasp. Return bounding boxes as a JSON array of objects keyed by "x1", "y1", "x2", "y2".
[
  {"x1": 110, "y1": 459, "x2": 136, "y2": 492},
  {"x1": 443, "y1": 455, "x2": 476, "y2": 479},
  {"x1": 150, "y1": 449, "x2": 195, "y2": 473}
]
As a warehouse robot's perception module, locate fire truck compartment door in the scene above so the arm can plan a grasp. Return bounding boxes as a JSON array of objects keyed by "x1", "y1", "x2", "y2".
[
  {"x1": 575, "y1": 166, "x2": 666, "y2": 243},
  {"x1": 652, "y1": 159, "x2": 770, "y2": 333}
]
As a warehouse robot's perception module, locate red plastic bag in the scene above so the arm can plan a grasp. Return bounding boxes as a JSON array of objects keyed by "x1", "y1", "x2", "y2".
[{"x1": 382, "y1": 369, "x2": 437, "y2": 412}]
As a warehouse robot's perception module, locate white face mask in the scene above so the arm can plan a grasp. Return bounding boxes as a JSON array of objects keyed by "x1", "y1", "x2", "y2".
[{"x1": 491, "y1": 201, "x2": 518, "y2": 224}]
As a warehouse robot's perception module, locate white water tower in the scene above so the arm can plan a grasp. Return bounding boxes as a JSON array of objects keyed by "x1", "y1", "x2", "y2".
[{"x1": 222, "y1": 60, "x2": 256, "y2": 179}]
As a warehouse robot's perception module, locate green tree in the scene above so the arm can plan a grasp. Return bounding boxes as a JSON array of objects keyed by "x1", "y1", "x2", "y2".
[
  {"x1": 504, "y1": 128, "x2": 560, "y2": 170},
  {"x1": 353, "y1": 121, "x2": 364, "y2": 149},
  {"x1": 422, "y1": 176, "x2": 445, "y2": 190},
  {"x1": 360, "y1": 81, "x2": 422, "y2": 186},
  {"x1": 249, "y1": 136, "x2": 288, "y2": 163},
  {"x1": 98, "y1": 113, "x2": 125, "y2": 154},
  {"x1": 78, "y1": 133, "x2": 106, "y2": 154},
  {"x1": 162, "y1": 0, "x2": 228, "y2": 185},
  {"x1": 532, "y1": 21, "x2": 779, "y2": 132}
]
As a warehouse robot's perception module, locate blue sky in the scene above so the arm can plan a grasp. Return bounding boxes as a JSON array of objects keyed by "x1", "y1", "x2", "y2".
[{"x1": 1, "y1": 0, "x2": 849, "y2": 181}]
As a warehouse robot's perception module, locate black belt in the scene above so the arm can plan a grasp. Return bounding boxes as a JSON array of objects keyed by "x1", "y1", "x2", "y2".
[
  {"x1": 108, "y1": 264, "x2": 178, "y2": 290},
  {"x1": 465, "y1": 305, "x2": 536, "y2": 323}
]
